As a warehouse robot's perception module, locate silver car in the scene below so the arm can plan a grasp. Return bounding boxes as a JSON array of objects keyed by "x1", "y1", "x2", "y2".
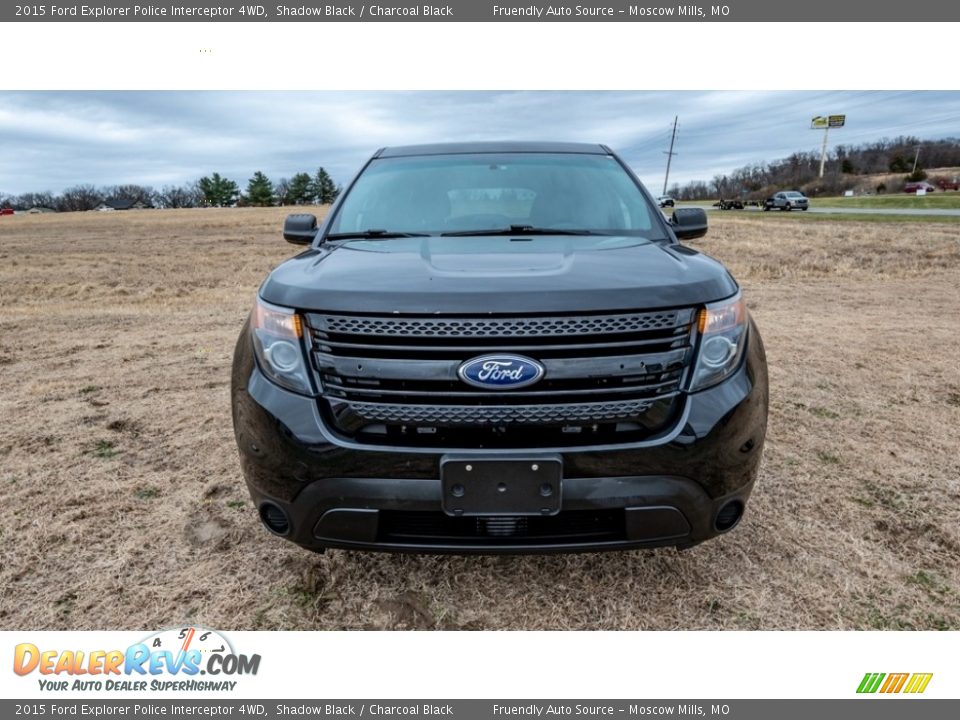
[{"x1": 764, "y1": 191, "x2": 809, "y2": 211}]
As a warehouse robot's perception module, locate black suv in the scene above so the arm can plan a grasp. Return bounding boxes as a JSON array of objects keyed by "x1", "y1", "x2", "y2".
[{"x1": 232, "y1": 142, "x2": 768, "y2": 553}]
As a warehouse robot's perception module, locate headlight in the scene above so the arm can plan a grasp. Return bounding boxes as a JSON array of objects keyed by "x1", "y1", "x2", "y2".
[
  {"x1": 688, "y1": 293, "x2": 748, "y2": 392},
  {"x1": 251, "y1": 297, "x2": 314, "y2": 395}
]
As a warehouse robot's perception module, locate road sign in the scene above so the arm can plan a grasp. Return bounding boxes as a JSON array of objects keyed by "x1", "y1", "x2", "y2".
[
  {"x1": 811, "y1": 115, "x2": 846, "y2": 178},
  {"x1": 812, "y1": 114, "x2": 846, "y2": 129}
]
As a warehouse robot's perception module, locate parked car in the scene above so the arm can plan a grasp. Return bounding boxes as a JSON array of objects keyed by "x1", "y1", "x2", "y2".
[
  {"x1": 904, "y1": 181, "x2": 937, "y2": 194},
  {"x1": 232, "y1": 142, "x2": 768, "y2": 554},
  {"x1": 935, "y1": 178, "x2": 959, "y2": 191},
  {"x1": 763, "y1": 191, "x2": 809, "y2": 211},
  {"x1": 657, "y1": 195, "x2": 675, "y2": 208},
  {"x1": 0, "y1": 208, "x2": 14, "y2": 216}
]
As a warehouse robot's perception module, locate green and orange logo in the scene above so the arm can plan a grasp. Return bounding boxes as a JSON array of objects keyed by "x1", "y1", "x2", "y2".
[{"x1": 857, "y1": 672, "x2": 933, "y2": 694}]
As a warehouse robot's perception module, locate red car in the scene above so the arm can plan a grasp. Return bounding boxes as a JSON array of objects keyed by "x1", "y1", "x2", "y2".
[
  {"x1": 0, "y1": 208, "x2": 15, "y2": 216},
  {"x1": 903, "y1": 182, "x2": 936, "y2": 194},
  {"x1": 937, "y1": 178, "x2": 960, "y2": 191}
]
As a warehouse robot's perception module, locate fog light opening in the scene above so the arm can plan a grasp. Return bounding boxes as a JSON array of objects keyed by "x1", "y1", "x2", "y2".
[
  {"x1": 714, "y1": 500, "x2": 744, "y2": 533},
  {"x1": 259, "y1": 502, "x2": 291, "y2": 536}
]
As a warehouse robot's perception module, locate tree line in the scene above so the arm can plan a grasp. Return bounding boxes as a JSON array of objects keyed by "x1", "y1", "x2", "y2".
[
  {"x1": 0, "y1": 167, "x2": 340, "y2": 212},
  {"x1": 669, "y1": 136, "x2": 960, "y2": 200}
]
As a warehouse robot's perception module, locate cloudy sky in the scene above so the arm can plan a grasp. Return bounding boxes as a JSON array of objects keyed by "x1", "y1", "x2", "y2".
[{"x1": 1, "y1": 90, "x2": 958, "y2": 195}]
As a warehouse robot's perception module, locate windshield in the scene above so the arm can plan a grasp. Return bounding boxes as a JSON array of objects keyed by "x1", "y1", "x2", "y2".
[
  {"x1": 786, "y1": 191, "x2": 805, "y2": 198},
  {"x1": 328, "y1": 153, "x2": 664, "y2": 238}
]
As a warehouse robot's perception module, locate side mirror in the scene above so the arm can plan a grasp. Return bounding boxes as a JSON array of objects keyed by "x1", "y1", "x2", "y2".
[
  {"x1": 669, "y1": 207, "x2": 708, "y2": 240},
  {"x1": 283, "y1": 213, "x2": 318, "y2": 245}
]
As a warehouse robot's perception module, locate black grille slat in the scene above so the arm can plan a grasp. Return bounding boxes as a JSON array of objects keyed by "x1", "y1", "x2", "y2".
[
  {"x1": 314, "y1": 348, "x2": 689, "y2": 384},
  {"x1": 322, "y1": 379, "x2": 682, "y2": 401},
  {"x1": 316, "y1": 333, "x2": 687, "y2": 354}
]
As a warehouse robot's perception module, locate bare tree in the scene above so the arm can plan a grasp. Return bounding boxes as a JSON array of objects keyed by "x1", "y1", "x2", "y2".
[
  {"x1": 106, "y1": 184, "x2": 157, "y2": 206},
  {"x1": 57, "y1": 185, "x2": 102, "y2": 212},
  {"x1": 159, "y1": 182, "x2": 202, "y2": 208},
  {"x1": 17, "y1": 191, "x2": 56, "y2": 209},
  {"x1": 274, "y1": 177, "x2": 292, "y2": 206},
  {"x1": 711, "y1": 175, "x2": 729, "y2": 199}
]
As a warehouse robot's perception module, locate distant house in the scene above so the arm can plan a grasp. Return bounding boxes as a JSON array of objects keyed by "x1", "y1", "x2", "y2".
[{"x1": 94, "y1": 199, "x2": 153, "y2": 211}]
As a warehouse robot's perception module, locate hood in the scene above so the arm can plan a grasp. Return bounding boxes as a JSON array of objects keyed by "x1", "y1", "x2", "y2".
[{"x1": 259, "y1": 235, "x2": 738, "y2": 313}]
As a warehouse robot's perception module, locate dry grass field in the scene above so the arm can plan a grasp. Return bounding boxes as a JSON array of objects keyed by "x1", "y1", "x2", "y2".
[{"x1": 1, "y1": 208, "x2": 958, "y2": 631}]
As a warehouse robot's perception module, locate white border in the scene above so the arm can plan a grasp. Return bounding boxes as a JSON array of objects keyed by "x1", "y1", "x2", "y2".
[
  {"x1": 1, "y1": 22, "x2": 958, "y2": 90},
  {"x1": 3, "y1": 631, "x2": 955, "y2": 699}
]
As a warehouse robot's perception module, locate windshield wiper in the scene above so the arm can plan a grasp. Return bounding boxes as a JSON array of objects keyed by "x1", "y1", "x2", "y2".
[
  {"x1": 441, "y1": 225, "x2": 608, "y2": 237},
  {"x1": 325, "y1": 229, "x2": 431, "y2": 240}
]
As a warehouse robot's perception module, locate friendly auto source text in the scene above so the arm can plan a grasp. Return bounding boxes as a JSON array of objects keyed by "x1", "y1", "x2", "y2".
[{"x1": 492, "y1": 6, "x2": 726, "y2": 17}]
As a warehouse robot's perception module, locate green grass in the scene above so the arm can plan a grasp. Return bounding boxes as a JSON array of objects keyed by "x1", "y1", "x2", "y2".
[
  {"x1": 812, "y1": 193, "x2": 960, "y2": 210},
  {"x1": 89, "y1": 440, "x2": 118, "y2": 459},
  {"x1": 816, "y1": 450, "x2": 842, "y2": 466},
  {"x1": 749, "y1": 211, "x2": 960, "y2": 224}
]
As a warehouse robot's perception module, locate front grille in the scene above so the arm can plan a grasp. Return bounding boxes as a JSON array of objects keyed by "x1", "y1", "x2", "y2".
[
  {"x1": 378, "y1": 509, "x2": 625, "y2": 545},
  {"x1": 306, "y1": 308, "x2": 696, "y2": 447}
]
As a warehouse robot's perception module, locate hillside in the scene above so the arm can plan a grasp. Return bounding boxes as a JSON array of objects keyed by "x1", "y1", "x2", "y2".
[{"x1": 673, "y1": 137, "x2": 960, "y2": 201}]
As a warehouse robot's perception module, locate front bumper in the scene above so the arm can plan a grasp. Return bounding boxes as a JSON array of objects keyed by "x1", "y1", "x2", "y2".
[{"x1": 231, "y1": 319, "x2": 768, "y2": 553}]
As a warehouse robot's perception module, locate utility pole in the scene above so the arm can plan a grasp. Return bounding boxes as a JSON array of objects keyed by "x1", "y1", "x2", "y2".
[
  {"x1": 818, "y1": 125, "x2": 830, "y2": 179},
  {"x1": 813, "y1": 114, "x2": 845, "y2": 179},
  {"x1": 912, "y1": 145, "x2": 922, "y2": 174},
  {"x1": 663, "y1": 116, "x2": 678, "y2": 195}
]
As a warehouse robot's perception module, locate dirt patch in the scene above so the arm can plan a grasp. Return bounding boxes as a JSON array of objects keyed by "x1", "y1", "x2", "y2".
[{"x1": 0, "y1": 208, "x2": 958, "y2": 630}]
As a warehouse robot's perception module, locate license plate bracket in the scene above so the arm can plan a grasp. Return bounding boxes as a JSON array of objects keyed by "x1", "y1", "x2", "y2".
[{"x1": 440, "y1": 455, "x2": 562, "y2": 517}]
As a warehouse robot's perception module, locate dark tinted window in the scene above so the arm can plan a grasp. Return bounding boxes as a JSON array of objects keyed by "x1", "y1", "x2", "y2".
[{"x1": 330, "y1": 153, "x2": 663, "y2": 237}]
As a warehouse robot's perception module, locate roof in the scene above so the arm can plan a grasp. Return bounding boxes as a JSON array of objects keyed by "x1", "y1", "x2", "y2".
[
  {"x1": 100, "y1": 199, "x2": 135, "y2": 210},
  {"x1": 376, "y1": 141, "x2": 610, "y2": 158}
]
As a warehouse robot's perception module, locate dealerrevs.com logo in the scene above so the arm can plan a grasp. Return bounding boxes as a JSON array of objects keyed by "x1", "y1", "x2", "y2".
[
  {"x1": 13, "y1": 627, "x2": 260, "y2": 692},
  {"x1": 857, "y1": 673, "x2": 933, "y2": 694}
]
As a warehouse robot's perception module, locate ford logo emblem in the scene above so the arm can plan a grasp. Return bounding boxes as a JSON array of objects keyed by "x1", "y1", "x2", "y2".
[{"x1": 457, "y1": 354, "x2": 545, "y2": 390}]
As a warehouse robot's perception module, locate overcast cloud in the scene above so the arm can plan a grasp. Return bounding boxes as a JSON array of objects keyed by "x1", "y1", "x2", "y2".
[{"x1": 1, "y1": 90, "x2": 958, "y2": 195}]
